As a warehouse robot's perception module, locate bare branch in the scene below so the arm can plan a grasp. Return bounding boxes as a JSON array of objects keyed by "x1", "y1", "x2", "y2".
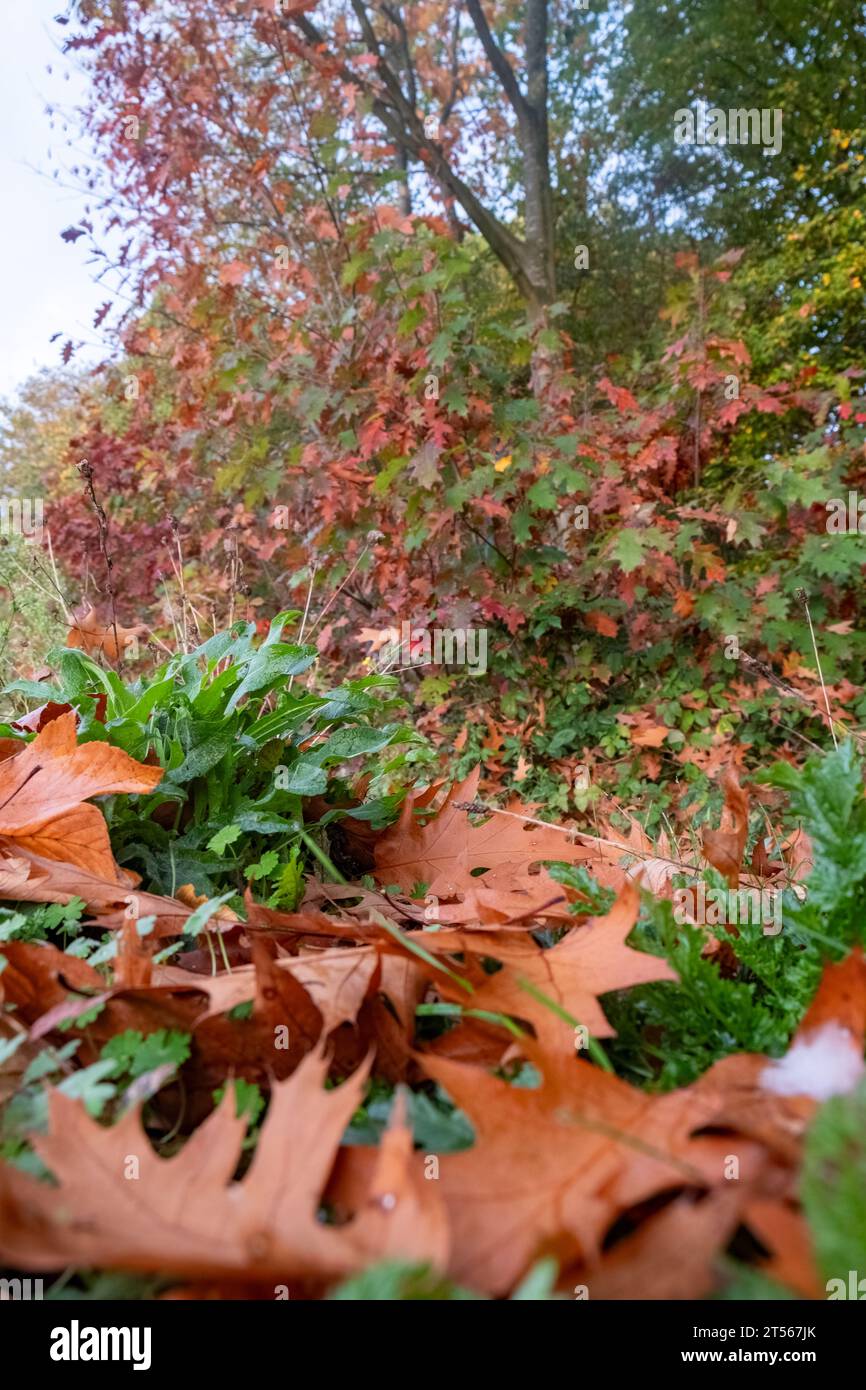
[
  {"x1": 464, "y1": 0, "x2": 527, "y2": 120},
  {"x1": 285, "y1": 7, "x2": 536, "y2": 298}
]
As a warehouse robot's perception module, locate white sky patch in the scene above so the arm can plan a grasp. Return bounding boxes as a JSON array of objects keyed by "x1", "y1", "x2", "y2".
[
  {"x1": 761, "y1": 1023, "x2": 865, "y2": 1101},
  {"x1": 0, "y1": 1, "x2": 103, "y2": 399}
]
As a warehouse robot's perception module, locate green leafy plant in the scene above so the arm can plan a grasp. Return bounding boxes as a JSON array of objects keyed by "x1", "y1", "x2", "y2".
[{"x1": 3, "y1": 611, "x2": 428, "y2": 906}]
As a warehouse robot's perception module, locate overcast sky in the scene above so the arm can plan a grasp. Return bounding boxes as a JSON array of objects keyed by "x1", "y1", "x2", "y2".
[{"x1": 0, "y1": 0, "x2": 105, "y2": 400}]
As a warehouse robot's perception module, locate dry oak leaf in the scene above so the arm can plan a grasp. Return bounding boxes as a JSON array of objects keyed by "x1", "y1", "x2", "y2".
[
  {"x1": 244, "y1": 892, "x2": 377, "y2": 944},
  {"x1": 300, "y1": 879, "x2": 416, "y2": 928},
  {"x1": 373, "y1": 766, "x2": 601, "y2": 894},
  {"x1": 0, "y1": 1046, "x2": 447, "y2": 1283},
  {"x1": 0, "y1": 940, "x2": 204, "y2": 1050},
  {"x1": 578, "y1": 1190, "x2": 744, "y2": 1301},
  {"x1": 165, "y1": 922, "x2": 426, "y2": 1041},
  {"x1": 0, "y1": 941, "x2": 106, "y2": 1029},
  {"x1": 438, "y1": 880, "x2": 676, "y2": 1050},
  {"x1": 414, "y1": 1047, "x2": 720, "y2": 1296},
  {"x1": 0, "y1": 848, "x2": 227, "y2": 938},
  {"x1": 183, "y1": 937, "x2": 326, "y2": 1096},
  {"x1": 421, "y1": 862, "x2": 573, "y2": 929},
  {"x1": 114, "y1": 915, "x2": 153, "y2": 990},
  {"x1": 742, "y1": 1199, "x2": 823, "y2": 1300},
  {"x1": 629, "y1": 725, "x2": 669, "y2": 749},
  {"x1": 161, "y1": 944, "x2": 380, "y2": 1034},
  {"x1": 11, "y1": 694, "x2": 107, "y2": 735},
  {"x1": 702, "y1": 764, "x2": 749, "y2": 887},
  {"x1": 0, "y1": 713, "x2": 161, "y2": 880},
  {"x1": 66, "y1": 605, "x2": 144, "y2": 663}
]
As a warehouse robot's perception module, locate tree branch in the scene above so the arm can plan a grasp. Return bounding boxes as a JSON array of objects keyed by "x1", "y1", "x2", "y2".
[
  {"x1": 286, "y1": 7, "x2": 537, "y2": 299},
  {"x1": 464, "y1": 0, "x2": 527, "y2": 121}
]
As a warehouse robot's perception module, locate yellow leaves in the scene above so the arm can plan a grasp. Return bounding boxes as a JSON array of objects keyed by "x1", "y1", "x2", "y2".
[{"x1": 493, "y1": 454, "x2": 513, "y2": 473}]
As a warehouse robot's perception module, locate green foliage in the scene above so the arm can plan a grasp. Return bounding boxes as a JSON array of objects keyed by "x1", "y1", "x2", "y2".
[
  {"x1": 758, "y1": 741, "x2": 866, "y2": 952},
  {"x1": 0, "y1": 899, "x2": 84, "y2": 944},
  {"x1": 329, "y1": 1260, "x2": 482, "y2": 1301},
  {"x1": 3, "y1": 612, "x2": 427, "y2": 906},
  {"x1": 329, "y1": 1257, "x2": 557, "y2": 1301},
  {"x1": 101, "y1": 1029, "x2": 191, "y2": 1082},
  {"x1": 213, "y1": 1078, "x2": 266, "y2": 1126},
  {"x1": 603, "y1": 892, "x2": 820, "y2": 1090},
  {"x1": 802, "y1": 1079, "x2": 866, "y2": 1285}
]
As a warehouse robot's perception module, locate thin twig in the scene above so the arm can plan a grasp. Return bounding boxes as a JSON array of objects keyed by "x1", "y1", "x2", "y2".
[
  {"x1": 77, "y1": 458, "x2": 120, "y2": 666},
  {"x1": 452, "y1": 799, "x2": 703, "y2": 875},
  {"x1": 797, "y1": 588, "x2": 838, "y2": 749}
]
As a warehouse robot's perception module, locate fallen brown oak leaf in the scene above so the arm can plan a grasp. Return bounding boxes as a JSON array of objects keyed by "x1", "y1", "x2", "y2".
[
  {"x1": 740, "y1": 1198, "x2": 824, "y2": 1299},
  {"x1": 159, "y1": 940, "x2": 425, "y2": 1037},
  {"x1": 10, "y1": 697, "x2": 106, "y2": 734},
  {"x1": 373, "y1": 766, "x2": 622, "y2": 895},
  {"x1": 702, "y1": 764, "x2": 750, "y2": 887},
  {"x1": 395, "y1": 1046, "x2": 725, "y2": 1296},
  {"x1": 575, "y1": 1189, "x2": 745, "y2": 1300},
  {"x1": 180, "y1": 938, "x2": 327, "y2": 1107},
  {"x1": 66, "y1": 604, "x2": 144, "y2": 663},
  {"x1": 0, "y1": 1045, "x2": 448, "y2": 1285},
  {"x1": 0, "y1": 849, "x2": 234, "y2": 937},
  {"x1": 420, "y1": 862, "x2": 575, "y2": 929},
  {"x1": 158, "y1": 943, "x2": 378, "y2": 1031},
  {"x1": 0, "y1": 939, "x2": 206, "y2": 1057},
  {"x1": 0, "y1": 712, "x2": 161, "y2": 881},
  {"x1": 412, "y1": 879, "x2": 676, "y2": 1052}
]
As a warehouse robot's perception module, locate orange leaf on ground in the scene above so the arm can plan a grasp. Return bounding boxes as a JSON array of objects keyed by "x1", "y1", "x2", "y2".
[
  {"x1": 630, "y1": 725, "x2": 669, "y2": 748},
  {"x1": 579, "y1": 1191, "x2": 743, "y2": 1300},
  {"x1": 373, "y1": 767, "x2": 608, "y2": 895},
  {"x1": 436, "y1": 879, "x2": 676, "y2": 1049},
  {"x1": 422, "y1": 862, "x2": 573, "y2": 928},
  {"x1": 0, "y1": 713, "x2": 161, "y2": 879},
  {"x1": 702, "y1": 764, "x2": 749, "y2": 886},
  {"x1": 742, "y1": 1199, "x2": 823, "y2": 1299},
  {"x1": 163, "y1": 944, "x2": 380, "y2": 1034},
  {"x1": 0, "y1": 1047, "x2": 447, "y2": 1285},
  {"x1": 413, "y1": 1047, "x2": 719, "y2": 1295},
  {"x1": 0, "y1": 849, "x2": 231, "y2": 937}
]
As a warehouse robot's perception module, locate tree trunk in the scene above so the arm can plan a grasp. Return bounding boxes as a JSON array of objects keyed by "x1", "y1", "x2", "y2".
[{"x1": 465, "y1": 0, "x2": 556, "y2": 311}]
